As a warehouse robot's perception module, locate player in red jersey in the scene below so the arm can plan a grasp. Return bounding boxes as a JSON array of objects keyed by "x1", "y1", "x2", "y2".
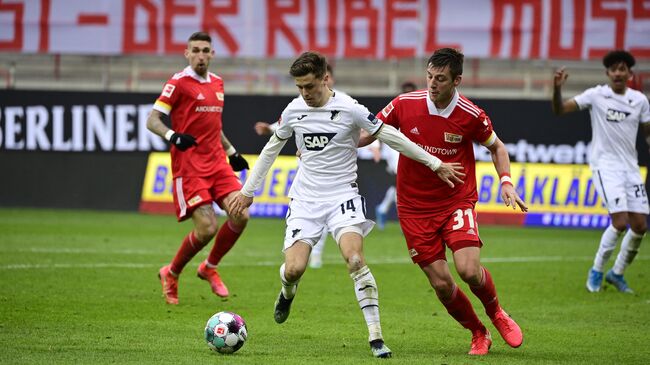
[
  {"x1": 366, "y1": 48, "x2": 528, "y2": 355},
  {"x1": 146, "y1": 32, "x2": 250, "y2": 304}
]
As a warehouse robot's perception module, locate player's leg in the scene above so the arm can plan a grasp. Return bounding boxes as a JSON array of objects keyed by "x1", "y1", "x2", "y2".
[
  {"x1": 589, "y1": 221, "x2": 624, "y2": 292},
  {"x1": 274, "y1": 240, "x2": 311, "y2": 323},
  {"x1": 275, "y1": 199, "x2": 324, "y2": 323},
  {"x1": 161, "y1": 204, "x2": 218, "y2": 304},
  {"x1": 197, "y1": 191, "x2": 250, "y2": 297},
  {"x1": 589, "y1": 169, "x2": 628, "y2": 291},
  {"x1": 444, "y1": 204, "x2": 523, "y2": 349},
  {"x1": 309, "y1": 229, "x2": 327, "y2": 269},
  {"x1": 160, "y1": 178, "x2": 217, "y2": 304},
  {"x1": 421, "y1": 260, "x2": 491, "y2": 355},
  {"x1": 329, "y1": 195, "x2": 390, "y2": 358},
  {"x1": 452, "y1": 246, "x2": 522, "y2": 349},
  {"x1": 337, "y1": 230, "x2": 391, "y2": 358},
  {"x1": 607, "y1": 172, "x2": 648, "y2": 293}
]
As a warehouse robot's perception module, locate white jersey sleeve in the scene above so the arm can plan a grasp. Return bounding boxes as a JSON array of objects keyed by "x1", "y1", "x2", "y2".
[
  {"x1": 349, "y1": 101, "x2": 383, "y2": 135},
  {"x1": 573, "y1": 87, "x2": 597, "y2": 111},
  {"x1": 275, "y1": 107, "x2": 295, "y2": 140}
]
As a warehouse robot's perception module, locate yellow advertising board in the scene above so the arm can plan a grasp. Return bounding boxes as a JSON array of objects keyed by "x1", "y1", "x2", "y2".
[{"x1": 140, "y1": 152, "x2": 646, "y2": 227}]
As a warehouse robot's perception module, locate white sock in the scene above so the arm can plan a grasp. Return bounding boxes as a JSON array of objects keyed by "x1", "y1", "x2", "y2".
[
  {"x1": 613, "y1": 230, "x2": 644, "y2": 275},
  {"x1": 593, "y1": 225, "x2": 623, "y2": 272},
  {"x1": 350, "y1": 266, "x2": 382, "y2": 342},
  {"x1": 377, "y1": 186, "x2": 396, "y2": 214},
  {"x1": 279, "y1": 263, "x2": 298, "y2": 299}
]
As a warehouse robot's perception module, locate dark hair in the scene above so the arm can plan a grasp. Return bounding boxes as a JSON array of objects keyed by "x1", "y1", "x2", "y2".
[
  {"x1": 401, "y1": 81, "x2": 417, "y2": 93},
  {"x1": 603, "y1": 50, "x2": 635, "y2": 69},
  {"x1": 188, "y1": 32, "x2": 212, "y2": 44},
  {"x1": 427, "y1": 48, "x2": 464, "y2": 79},
  {"x1": 290, "y1": 51, "x2": 328, "y2": 79}
]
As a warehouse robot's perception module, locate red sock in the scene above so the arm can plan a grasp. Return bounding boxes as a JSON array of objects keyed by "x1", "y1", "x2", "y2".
[
  {"x1": 207, "y1": 220, "x2": 244, "y2": 266},
  {"x1": 439, "y1": 285, "x2": 485, "y2": 332},
  {"x1": 469, "y1": 266, "x2": 500, "y2": 318},
  {"x1": 170, "y1": 231, "x2": 205, "y2": 275}
]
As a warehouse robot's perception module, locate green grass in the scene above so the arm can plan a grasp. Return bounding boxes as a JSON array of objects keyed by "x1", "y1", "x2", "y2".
[{"x1": 1, "y1": 208, "x2": 649, "y2": 364}]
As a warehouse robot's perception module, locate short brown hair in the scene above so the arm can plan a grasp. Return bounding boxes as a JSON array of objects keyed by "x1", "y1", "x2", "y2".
[
  {"x1": 427, "y1": 48, "x2": 464, "y2": 79},
  {"x1": 290, "y1": 51, "x2": 328, "y2": 79},
  {"x1": 188, "y1": 32, "x2": 211, "y2": 44}
]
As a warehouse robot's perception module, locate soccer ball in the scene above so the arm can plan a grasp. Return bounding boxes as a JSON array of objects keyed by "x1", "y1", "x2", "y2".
[{"x1": 204, "y1": 311, "x2": 248, "y2": 354}]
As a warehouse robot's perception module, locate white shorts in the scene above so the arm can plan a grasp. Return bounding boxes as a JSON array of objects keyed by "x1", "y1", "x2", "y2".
[
  {"x1": 592, "y1": 169, "x2": 649, "y2": 215},
  {"x1": 283, "y1": 195, "x2": 374, "y2": 251}
]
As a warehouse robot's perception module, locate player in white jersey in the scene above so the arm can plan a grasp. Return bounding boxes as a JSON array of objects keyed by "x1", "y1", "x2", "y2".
[
  {"x1": 552, "y1": 50, "x2": 650, "y2": 294},
  {"x1": 231, "y1": 51, "x2": 465, "y2": 358},
  {"x1": 253, "y1": 65, "x2": 341, "y2": 269}
]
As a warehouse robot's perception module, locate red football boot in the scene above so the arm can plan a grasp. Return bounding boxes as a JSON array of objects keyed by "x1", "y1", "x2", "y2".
[
  {"x1": 197, "y1": 261, "x2": 229, "y2": 297},
  {"x1": 469, "y1": 329, "x2": 492, "y2": 356},
  {"x1": 491, "y1": 309, "x2": 523, "y2": 348},
  {"x1": 158, "y1": 265, "x2": 178, "y2": 305}
]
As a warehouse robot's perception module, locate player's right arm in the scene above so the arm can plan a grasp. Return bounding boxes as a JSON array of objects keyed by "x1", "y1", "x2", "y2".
[
  {"x1": 146, "y1": 109, "x2": 171, "y2": 139},
  {"x1": 552, "y1": 67, "x2": 580, "y2": 115},
  {"x1": 147, "y1": 79, "x2": 198, "y2": 151}
]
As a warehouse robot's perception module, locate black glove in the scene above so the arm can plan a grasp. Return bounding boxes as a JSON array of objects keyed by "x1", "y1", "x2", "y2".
[
  {"x1": 169, "y1": 133, "x2": 197, "y2": 151},
  {"x1": 229, "y1": 152, "x2": 249, "y2": 171}
]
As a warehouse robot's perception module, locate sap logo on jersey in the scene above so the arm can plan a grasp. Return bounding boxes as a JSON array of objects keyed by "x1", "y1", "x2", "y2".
[
  {"x1": 304, "y1": 133, "x2": 336, "y2": 151},
  {"x1": 606, "y1": 109, "x2": 630, "y2": 123}
]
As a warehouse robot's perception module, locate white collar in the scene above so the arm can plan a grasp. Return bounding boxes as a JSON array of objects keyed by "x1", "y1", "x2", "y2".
[
  {"x1": 185, "y1": 66, "x2": 211, "y2": 83},
  {"x1": 426, "y1": 89, "x2": 458, "y2": 118}
]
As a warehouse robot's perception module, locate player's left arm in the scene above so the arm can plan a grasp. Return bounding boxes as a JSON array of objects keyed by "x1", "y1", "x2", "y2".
[
  {"x1": 221, "y1": 131, "x2": 249, "y2": 171},
  {"x1": 486, "y1": 137, "x2": 528, "y2": 212}
]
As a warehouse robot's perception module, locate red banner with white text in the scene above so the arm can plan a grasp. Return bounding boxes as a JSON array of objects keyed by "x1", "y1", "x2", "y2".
[{"x1": 1, "y1": 0, "x2": 649, "y2": 59}]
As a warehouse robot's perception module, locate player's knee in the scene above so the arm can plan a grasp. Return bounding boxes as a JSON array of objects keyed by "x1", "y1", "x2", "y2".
[
  {"x1": 611, "y1": 217, "x2": 629, "y2": 232},
  {"x1": 630, "y1": 224, "x2": 647, "y2": 235},
  {"x1": 195, "y1": 221, "x2": 219, "y2": 242},
  {"x1": 346, "y1": 253, "x2": 364, "y2": 272},
  {"x1": 432, "y1": 282, "x2": 455, "y2": 300},
  {"x1": 229, "y1": 211, "x2": 249, "y2": 228},
  {"x1": 283, "y1": 263, "x2": 304, "y2": 282},
  {"x1": 457, "y1": 266, "x2": 481, "y2": 286}
]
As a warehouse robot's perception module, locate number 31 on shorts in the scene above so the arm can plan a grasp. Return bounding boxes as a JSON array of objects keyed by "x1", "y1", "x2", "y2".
[{"x1": 451, "y1": 208, "x2": 475, "y2": 230}]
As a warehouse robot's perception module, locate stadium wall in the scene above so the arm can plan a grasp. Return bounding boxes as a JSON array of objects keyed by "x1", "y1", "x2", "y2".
[{"x1": 1, "y1": 90, "x2": 649, "y2": 226}]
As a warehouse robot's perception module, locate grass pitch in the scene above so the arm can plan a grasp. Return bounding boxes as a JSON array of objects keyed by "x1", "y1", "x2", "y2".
[{"x1": 1, "y1": 208, "x2": 649, "y2": 364}]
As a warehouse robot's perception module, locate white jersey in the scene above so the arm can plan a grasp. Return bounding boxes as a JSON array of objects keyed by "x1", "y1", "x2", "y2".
[
  {"x1": 574, "y1": 84, "x2": 650, "y2": 171},
  {"x1": 276, "y1": 91, "x2": 383, "y2": 201},
  {"x1": 268, "y1": 89, "x2": 348, "y2": 133}
]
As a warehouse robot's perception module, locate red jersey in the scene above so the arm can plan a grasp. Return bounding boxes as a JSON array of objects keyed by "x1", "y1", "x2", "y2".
[
  {"x1": 376, "y1": 90, "x2": 496, "y2": 217},
  {"x1": 153, "y1": 66, "x2": 227, "y2": 178}
]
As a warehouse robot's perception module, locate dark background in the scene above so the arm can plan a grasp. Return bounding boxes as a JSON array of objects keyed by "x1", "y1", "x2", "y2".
[{"x1": 1, "y1": 89, "x2": 647, "y2": 212}]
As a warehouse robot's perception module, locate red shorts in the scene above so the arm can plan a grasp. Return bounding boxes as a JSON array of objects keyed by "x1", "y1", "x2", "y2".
[
  {"x1": 172, "y1": 164, "x2": 242, "y2": 221},
  {"x1": 399, "y1": 203, "x2": 483, "y2": 267}
]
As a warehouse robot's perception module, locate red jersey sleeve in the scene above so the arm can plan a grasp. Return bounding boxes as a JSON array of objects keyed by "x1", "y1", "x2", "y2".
[
  {"x1": 376, "y1": 96, "x2": 401, "y2": 129},
  {"x1": 471, "y1": 111, "x2": 497, "y2": 147},
  {"x1": 153, "y1": 78, "x2": 181, "y2": 115}
]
